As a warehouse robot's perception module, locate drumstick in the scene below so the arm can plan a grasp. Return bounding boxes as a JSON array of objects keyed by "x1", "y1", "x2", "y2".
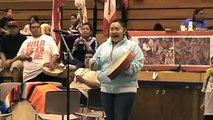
[{"x1": 74, "y1": 74, "x2": 78, "y2": 83}]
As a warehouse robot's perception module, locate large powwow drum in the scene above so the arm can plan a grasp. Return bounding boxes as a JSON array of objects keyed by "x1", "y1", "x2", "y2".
[{"x1": 107, "y1": 51, "x2": 136, "y2": 80}]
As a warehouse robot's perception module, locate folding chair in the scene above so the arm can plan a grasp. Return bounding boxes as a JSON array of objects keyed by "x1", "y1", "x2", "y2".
[
  {"x1": 0, "y1": 82, "x2": 21, "y2": 120},
  {"x1": 0, "y1": 70, "x2": 13, "y2": 82},
  {"x1": 74, "y1": 88, "x2": 105, "y2": 120},
  {"x1": 35, "y1": 90, "x2": 81, "y2": 120}
]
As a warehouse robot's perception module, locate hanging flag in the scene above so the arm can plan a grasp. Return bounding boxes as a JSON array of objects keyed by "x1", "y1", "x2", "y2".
[
  {"x1": 103, "y1": 0, "x2": 116, "y2": 37},
  {"x1": 121, "y1": 0, "x2": 129, "y2": 27},
  {"x1": 82, "y1": 0, "x2": 88, "y2": 23},
  {"x1": 76, "y1": 11, "x2": 82, "y2": 30},
  {"x1": 51, "y1": 0, "x2": 64, "y2": 51},
  {"x1": 74, "y1": 0, "x2": 87, "y2": 34},
  {"x1": 123, "y1": 0, "x2": 129, "y2": 9}
]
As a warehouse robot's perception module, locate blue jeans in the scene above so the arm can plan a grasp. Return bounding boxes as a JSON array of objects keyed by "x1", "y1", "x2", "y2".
[{"x1": 101, "y1": 92, "x2": 136, "y2": 120}]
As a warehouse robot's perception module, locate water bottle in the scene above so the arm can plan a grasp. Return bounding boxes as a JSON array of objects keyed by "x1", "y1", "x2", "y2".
[
  {"x1": 180, "y1": 25, "x2": 186, "y2": 31},
  {"x1": 188, "y1": 21, "x2": 193, "y2": 31}
]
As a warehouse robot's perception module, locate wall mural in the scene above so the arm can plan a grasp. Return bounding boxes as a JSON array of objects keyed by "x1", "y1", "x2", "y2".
[{"x1": 137, "y1": 37, "x2": 210, "y2": 65}]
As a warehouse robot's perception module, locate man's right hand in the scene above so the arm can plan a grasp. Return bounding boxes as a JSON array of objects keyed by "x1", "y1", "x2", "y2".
[
  {"x1": 3, "y1": 60, "x2": 12, "y2": 69},
  {"x1": 18, "y1": 54, "x2": 32, "y2": 61},
  {"x1": 89, "y1": 58, "x2": 96, "y2": 70}
]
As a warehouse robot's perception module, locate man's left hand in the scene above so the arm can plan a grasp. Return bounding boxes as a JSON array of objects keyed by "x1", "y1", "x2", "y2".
[{"x1": 76, "y1": 75, "x2": 85, "y2": 83}]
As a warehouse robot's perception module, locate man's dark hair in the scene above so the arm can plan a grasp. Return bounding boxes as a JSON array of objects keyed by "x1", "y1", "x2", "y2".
[
  {"x1": 85, "y1": 50, "x2": 94, "y2": 55},
  {"x1": 29, "y1": 21, "x2": 40, "y2": 29},
  {"x1": 154, "y1": 23, "x2": 164, "y2": 31}
]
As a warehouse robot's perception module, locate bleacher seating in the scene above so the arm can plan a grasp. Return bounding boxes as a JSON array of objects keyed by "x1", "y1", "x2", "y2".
[
  {"x1": 0, "y1": 0, "x2": 213, "y2": 32},
  {"x1": 0, "y1": 0, "x2": 213, "y2": 80}
]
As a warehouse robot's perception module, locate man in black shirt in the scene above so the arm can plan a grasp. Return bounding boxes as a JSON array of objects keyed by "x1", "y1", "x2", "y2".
[{"x1": 0, "y1": 21, "x2": 27, "y2": 82}]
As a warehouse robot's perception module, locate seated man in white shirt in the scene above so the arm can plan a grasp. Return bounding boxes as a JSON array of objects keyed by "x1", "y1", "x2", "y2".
[
  {"x1": 70, "y1": 50, "x2": 100, "y2": 105},
  {"x1": 16, "y1": 21, "x2": 60, "y2": 83}
]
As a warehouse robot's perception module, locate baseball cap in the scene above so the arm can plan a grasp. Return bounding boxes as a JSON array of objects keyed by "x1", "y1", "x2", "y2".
[{"x1": 7, "y1": 21, "x2": 19, "y2": 28}]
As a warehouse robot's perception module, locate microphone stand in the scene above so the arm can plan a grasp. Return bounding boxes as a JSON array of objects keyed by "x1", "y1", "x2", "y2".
[
  {"x1": 59, "y1": 4, "x2": 72, "y2": 120},
  {"x1": 60, "y1": 34, "x2": 74, "y2": 120}
]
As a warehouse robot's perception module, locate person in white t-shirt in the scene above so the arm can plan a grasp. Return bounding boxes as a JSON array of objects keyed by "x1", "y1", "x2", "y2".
[
  {"x1": 70, "y1": 50, "x2": 100, "y2": 105},
  {"x1": 16, "y1": 21, "x2": 59, "y2": 82}
]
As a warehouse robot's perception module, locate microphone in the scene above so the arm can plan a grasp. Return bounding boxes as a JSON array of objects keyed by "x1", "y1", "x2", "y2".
[
  {"x1": 53, "y1": 29, "x2": 69, "y2": 35},
  {"x1": 53, "y1": 29, "x2": 80, "y2": 36}
]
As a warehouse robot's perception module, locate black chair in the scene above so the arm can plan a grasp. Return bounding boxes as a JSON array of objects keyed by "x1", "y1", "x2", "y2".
[
  {"x1": 74, "y1": 88, "x2": 105, "y2": 120},
  {"x1": 35, "y1": 90, "x2": 81, "y2": 120}
]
